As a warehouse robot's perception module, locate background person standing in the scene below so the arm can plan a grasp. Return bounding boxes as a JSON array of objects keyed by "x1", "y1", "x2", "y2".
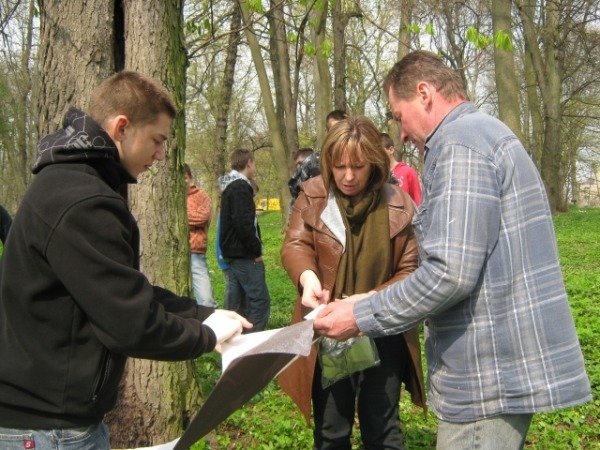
[
  {"x1": 219, "y1": 148, "x2": 271, "y2": 332},
  {"x1": 184, "y1": 163, "x2": 217, "y2": 307},
  {"x1": 380, "y1": 132, "x2": 422, "y2": 205}
]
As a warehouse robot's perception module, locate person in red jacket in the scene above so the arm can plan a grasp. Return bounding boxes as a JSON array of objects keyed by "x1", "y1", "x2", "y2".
[
  {"x1": 184, "y1": 164, "x2": 217, "y2": 307},
  {"x1": 381, "y1": 132, "x2": 422, "y2": 205}
]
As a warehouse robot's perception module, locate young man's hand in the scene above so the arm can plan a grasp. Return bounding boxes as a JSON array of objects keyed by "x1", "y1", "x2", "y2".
[{"x1": 203, "y1": 310, "x2": 252, "y2": 351}]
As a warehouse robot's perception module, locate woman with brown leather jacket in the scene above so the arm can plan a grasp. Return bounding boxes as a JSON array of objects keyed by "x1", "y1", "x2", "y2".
[{"x1": 279, "y1": 115, "x2": 426, "y2": 449}]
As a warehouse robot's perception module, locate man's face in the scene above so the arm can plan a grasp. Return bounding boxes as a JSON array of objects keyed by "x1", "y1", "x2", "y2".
[
  {"x1": 247, "y1": 159, "x2": 257, "y2": 179},
  {"x1": 118, "y1": 112, "x2": 172, "y2": 179},
  {"x1": 388, "y1": 88, "x2": 430, "y2": 155}
]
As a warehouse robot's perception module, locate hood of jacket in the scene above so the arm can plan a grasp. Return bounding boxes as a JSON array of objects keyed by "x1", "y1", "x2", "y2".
[
  {"x1": 33, "y1": 108, "x2": 120, "y2": 172},
  {"x1": 31, "y1": 107, "x2": 136, "y2": 189},
  {"x1": 218, "y1": 170, "x2": 251, "y2": 192}
]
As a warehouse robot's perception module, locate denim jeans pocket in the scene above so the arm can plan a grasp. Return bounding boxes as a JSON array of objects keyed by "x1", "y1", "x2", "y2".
[{"x1": 0, "y1": 428, "x2": 34, "y2": 450}]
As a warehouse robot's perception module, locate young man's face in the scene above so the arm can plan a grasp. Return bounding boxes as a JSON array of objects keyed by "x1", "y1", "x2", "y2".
[
  {"x1": 118, "y1": 112, "x2": 172, "y2": 178},
  {"x1": 246, "y1": 159, "x2": 257, "y2": 179}
]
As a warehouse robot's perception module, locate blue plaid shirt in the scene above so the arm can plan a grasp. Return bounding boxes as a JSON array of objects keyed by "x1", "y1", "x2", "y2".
[{"x1": 355, "y1": 102, "x2": 591, "y2": 422}]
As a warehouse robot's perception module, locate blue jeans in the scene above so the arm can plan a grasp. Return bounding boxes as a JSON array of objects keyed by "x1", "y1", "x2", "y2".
[
  {"x1": 224, "y1": 258, "x2": 270, "y2": 332},
  {"x1": 191, "y1": 253, "x2": 217, "y2": 307},
  {"x1": 436, "y1": 414, "x2": 533, "y2": 449},
  {"x1": 0, "y1": 423, "x2": 109, "y2": 450}
]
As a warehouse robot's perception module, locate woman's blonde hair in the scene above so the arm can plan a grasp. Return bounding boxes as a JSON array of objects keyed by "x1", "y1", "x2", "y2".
[{"x1": 320, "y1": 116, "x2": 390, "y2": 193}]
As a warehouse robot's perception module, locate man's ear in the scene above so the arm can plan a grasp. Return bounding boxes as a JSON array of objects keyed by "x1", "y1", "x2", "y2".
[
  {"x1": 416, "y1": 81, "x2": 431, "y2": 103},
  {"x1": 106, "y1": 115, "x2": 129, "y2": 143}
]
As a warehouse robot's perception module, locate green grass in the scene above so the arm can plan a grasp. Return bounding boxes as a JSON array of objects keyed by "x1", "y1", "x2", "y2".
[{"x1": 194, "y1": 209, "x2": 599, "y2": 449}]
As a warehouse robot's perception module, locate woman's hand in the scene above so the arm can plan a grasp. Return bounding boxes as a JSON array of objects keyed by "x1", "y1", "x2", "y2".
[{"x1": 299, "y1": 270, "x2": 330, "y2": 309}]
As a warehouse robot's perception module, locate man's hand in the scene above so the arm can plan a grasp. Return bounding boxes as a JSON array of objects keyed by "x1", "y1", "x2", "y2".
[
  {"x1": 313, "y1": 299, "x2": 360, "y2": 341},
  {"x1": 299, "y1": 270, "x2": 330, "y2": 309},
  {"x1": 203, "y1": 310, "x2": 253, "y2": 352}
]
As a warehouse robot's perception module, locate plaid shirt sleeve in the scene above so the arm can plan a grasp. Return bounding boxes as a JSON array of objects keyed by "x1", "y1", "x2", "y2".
[{"x1": 355, "y1": 142, "x2": 500, "y2": 335}]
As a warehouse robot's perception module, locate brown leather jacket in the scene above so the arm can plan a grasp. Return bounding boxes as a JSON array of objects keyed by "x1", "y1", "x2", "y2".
[{"x1": 279, "y1": 176, "x2": 426, "y2": 424}]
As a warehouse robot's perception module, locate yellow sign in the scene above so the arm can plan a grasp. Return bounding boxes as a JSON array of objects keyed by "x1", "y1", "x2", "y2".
[{"x1": 256, "y1": 198, "x2": 281, "y2": 211}]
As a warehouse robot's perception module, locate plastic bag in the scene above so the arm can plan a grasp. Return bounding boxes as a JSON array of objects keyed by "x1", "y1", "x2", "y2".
[{"x1": 318, "y1": 335, "x2": 380, "y2": 388}]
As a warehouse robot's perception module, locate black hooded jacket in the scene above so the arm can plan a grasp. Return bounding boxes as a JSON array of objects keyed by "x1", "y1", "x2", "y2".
[{"x1": 0, "y1": 108, "x2": 216, "y2": 429}]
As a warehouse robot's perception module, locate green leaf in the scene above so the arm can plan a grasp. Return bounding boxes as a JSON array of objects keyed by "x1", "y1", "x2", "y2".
[
  {"x1": 321, "y1": 40, "x2": 332, "y2": 58},
  {"x1": 425, "y1": 23, "x2": 435, "y2": 36},
  {"x1": 494, "y1": 30, "x2": 515, "y2": 51}
]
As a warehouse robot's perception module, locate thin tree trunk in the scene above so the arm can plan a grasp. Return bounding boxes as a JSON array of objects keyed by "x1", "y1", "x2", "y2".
[
  {"x1": 491, "y1": 0, "x2": 526, "y2": 144},
  {"x1": 332, "y1": 0, "x2": 348, "y2": 111},
  {"x1": 213, "y1": 1, "x2": 241, "y2": 191},
  {"x1": 311, "y1": 0, "x2": 331, "y2": 151},
  {"x1": 268, "y1": 0, "x2": 299, "y2": 174},
  {"x1": 516, "y1": 0, "x2": 565, "y2": 212},
  {"x1": 239, "y1": 0, "x2": 292, "y2": 210}
]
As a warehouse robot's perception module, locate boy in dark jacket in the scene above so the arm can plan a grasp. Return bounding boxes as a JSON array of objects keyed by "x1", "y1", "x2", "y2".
[
  {"x1": 218, "y1": 149, "x2": 271, "y2": 332},
  {"x1": 0, "y1": 72, "x2": 250, "y2": 449}
]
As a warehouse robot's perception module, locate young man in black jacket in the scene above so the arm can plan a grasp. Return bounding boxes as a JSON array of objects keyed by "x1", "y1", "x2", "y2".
[
  {"x1": 0, "y1": 72, "x2": 250, "y2": 449},
  {"x1": 218, "y1": 149, "x2": 271, "y2": 332}
]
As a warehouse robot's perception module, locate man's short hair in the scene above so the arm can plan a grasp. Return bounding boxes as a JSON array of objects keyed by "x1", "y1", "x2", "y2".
[
  {"x1": 383, "y1": 51, "x2": 468, "y2": 102},
  {"x1": 326, "y1": 109, "x2": 348, "y2": 131},
  {"x1": 89, "y1": 71, "x2": 177, "y2": 128},
  {"x1": 294, "y1": 147, "x2": 314, "y2": 163},
  {"x1": 380, "y1": 133, "x2": 395, "y2": 150},
  {"x1": 230, "y1": 148, "x2": 254, "y2": 171}
]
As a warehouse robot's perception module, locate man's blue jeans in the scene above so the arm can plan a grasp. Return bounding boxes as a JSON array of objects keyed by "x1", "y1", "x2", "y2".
[
  {"x1": 191, "y1": 253, "x2": 217, "y2": 307},
  {"x1": 0, "y1": 423, "x2": 109, "y2": 450},
  {"x1": 225, "y1": 258, "x2": 270, "y2": 332},
  {"x1": 436, "y1": 414, "x2": 533, "y2": 449}
]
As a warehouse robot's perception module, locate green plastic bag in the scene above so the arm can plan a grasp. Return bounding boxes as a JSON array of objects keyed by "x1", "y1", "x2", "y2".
[{"x1": 318, "y1": 335, "x2": 380, "y2": 388}]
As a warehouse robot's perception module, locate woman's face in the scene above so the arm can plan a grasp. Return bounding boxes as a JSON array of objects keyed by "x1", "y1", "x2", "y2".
[{"x1": 332, "y1": 147, "x2": 372, "y2": 200}]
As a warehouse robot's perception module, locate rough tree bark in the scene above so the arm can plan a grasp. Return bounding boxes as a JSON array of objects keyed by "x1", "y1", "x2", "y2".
[{"x1": 105, "y1": 0, "x2": 199, "y2": 447}]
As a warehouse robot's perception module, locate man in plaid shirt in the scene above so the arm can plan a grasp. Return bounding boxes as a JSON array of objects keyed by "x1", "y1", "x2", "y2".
[{"x1": 312, "y1": 51, "x2": 591, "y2": 449}]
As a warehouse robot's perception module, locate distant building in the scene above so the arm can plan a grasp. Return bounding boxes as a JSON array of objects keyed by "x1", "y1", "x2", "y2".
[{"x1": 577, "y1": 168, "x2": 600, "y2": 208}]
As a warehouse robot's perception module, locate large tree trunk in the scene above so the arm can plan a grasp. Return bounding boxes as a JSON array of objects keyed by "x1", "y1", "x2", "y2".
[
  {"x1": 105, "y1": 0, "x2": 199, "y2": 447},
  {"x1": 37, "y1": 0, "x2": 114, "y2": 135}
]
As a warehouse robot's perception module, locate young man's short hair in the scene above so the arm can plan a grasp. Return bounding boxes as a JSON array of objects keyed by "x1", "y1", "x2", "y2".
[
  {"x1": 89, "y1": 71, "x2": 177, "y2": 128},
  {"x1": 230, "y1": 148, "x2": 254, "y2": 171},
  {"x1": 380, "y1": 133, "x2": 395, "y2": 150},
  {"x1": 326, "y1": 109, "x2": 348, "y2": 131},
  {"x1": 293, "y1": 147, "x2": 314, "y2": 166}
]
